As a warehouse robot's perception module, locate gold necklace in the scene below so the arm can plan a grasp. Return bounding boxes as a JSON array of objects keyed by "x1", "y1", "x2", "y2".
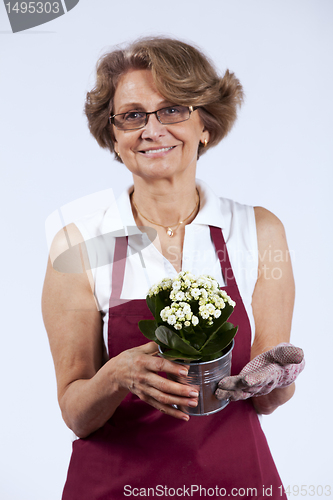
[{"x1": 132, "y1": 190, "x2": 200, "y2": 237}]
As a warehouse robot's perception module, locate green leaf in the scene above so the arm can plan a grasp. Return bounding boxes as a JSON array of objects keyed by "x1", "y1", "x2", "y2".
[
  {"x1": 155, "y1": 326, "x2": 201, "y2": 355},
  {"x1": 200, "y1": 351, "x2": 225, "y2": 362},
  {"x1": 182, "y1": 325, "x2": 207, "y2": 350},
  {"x1": 154, "y1": 339, "x2": 170, "y2": 350},
  {"x1": 159, "y1": 349, "x2": 202, "y2": 362},
  {"x1": 138, "y1": 319, "x2": 158, "y2": 340},
  {"x1": 200, "y1": 323, "x2": 238, "y2": 356},
  {"x1": 146, "y1": 295, "x2": 156, "y2": 316}
]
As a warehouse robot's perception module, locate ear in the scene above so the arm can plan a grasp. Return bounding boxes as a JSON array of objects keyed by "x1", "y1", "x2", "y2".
[
  {"x1": 200, "y1": 131, "x2": 210, "y2": 146},
  {"x1": 200, "y1": 125, "x2": 210, "y2": 144}
]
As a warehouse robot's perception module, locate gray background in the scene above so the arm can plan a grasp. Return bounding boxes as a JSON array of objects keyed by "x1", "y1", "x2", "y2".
[{"x1": 1, "y1": 0, "x2": 332, "y2": 498}]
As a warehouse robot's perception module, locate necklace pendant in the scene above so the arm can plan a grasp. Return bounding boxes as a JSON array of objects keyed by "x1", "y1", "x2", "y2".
[{"x1": 167, "y1": 228, "x2": 174, "y2": 237}]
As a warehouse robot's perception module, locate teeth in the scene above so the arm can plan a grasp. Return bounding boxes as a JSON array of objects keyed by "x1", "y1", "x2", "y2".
[{"x1": 144, "y1": 147, "x2": 173, "y2": 153}]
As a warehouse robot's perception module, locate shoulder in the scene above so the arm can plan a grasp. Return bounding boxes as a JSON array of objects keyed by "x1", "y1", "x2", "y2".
[
  {"x1": 219, "y1": 198, "x2": 257, "y2": 251},
  {"x1": 254, "y1": 207, "x2": 287, "y2": 248},
  {"x1": 220, "y1": 197, "x2": 255, "y2": 224},
  {"x1": 254, "y1": 206, "x2": 284, "y2": 229},
  {"x1": 50, "y1": 205, "x2": 111, "y2": 258},
  {"x1": 197, "y1": 180, "x2": 254, "y2": 228},
  {"x1": 49, "y1": 223, "x2": 87, "y2": 273},
  {"x1": 50, "y1": 223, "x2": 83, "y2": 260}
]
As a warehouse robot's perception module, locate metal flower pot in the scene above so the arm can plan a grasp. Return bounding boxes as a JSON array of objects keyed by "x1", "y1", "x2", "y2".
[{"x1": 163, "y1": 340, "x2": 234, "y2": 416}]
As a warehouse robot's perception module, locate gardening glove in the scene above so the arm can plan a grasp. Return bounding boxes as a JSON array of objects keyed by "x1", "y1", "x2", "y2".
[{"x1": 215, "y1": 343, "x2": 305, "y2": 401}]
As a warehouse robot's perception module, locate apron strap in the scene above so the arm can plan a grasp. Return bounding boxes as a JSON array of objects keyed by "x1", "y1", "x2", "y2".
[
  {"x1": 110, "y1": 236, "x2": 128, "y2": 302},
  {"x1": 209, "y1": 226, "x2": 237, "y2": 287}
]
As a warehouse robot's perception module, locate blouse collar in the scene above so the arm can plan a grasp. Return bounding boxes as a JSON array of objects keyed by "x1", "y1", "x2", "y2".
[{"x1": 115, "y1": 179, "x2": 225, "y2": 231}]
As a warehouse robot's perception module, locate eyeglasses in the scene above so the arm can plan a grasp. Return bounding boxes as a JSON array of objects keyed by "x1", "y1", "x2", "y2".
[{"x1": 109, "y1": 105, "x2": 198, "y2": 131}]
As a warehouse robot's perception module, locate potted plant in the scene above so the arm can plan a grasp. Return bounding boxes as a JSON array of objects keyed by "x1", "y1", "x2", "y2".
[{"x1": 138, "y1": 271, "x2": 238, "y2": 415}]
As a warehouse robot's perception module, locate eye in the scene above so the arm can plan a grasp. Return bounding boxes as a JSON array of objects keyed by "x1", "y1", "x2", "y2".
[
  {"x1": 123, "y1": 111, "x2": 146, "y2": 122},
  {"x1": 163, "y1": 106, "x2": 181, "y2": 115}
]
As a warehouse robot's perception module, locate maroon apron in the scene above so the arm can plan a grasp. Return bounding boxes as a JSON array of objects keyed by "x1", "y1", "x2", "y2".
[{"x1": 62, "y1": 226, "x2": 287, "y2": 500}]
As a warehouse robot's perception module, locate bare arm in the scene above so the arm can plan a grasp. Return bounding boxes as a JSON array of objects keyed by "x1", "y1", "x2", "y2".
[
  {"x1": 250, "y1": 207, "x2": 296, "y2": 414},
  {"x1": 42, "y1": 224, "x2": 198, "y2": 438}
]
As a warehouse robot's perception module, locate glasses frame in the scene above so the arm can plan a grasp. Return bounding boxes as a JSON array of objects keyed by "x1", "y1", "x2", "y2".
[{"x1": 109, "y1": 105, "x2": 198, "y2": 131}]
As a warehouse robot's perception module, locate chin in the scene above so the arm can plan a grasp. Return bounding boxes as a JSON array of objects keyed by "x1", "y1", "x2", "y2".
[{"x1": 134, "y1": 164, "x2": 183, "y2": 180}]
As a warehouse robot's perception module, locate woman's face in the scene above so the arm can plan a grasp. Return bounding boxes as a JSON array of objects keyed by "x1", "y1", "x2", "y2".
[{"x1": 112, "y1": 69, "x2": 209, "y2": 183}]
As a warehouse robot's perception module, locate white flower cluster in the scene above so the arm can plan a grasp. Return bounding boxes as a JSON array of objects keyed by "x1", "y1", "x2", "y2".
[
  {"x1": 160, "y1": 302, "x2": 195, "y2": 330},
  {"x1": 148, "y1": 271, "x2": 235, "y2": 331},
  {"x1": 147, "y1": 277, "x2": 173, "y2": 297}
]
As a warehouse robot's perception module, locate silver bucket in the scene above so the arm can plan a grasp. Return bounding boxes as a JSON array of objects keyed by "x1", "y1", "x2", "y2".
[{"x1": 165, "y1": 340, "x2": 234, "y2": 416}]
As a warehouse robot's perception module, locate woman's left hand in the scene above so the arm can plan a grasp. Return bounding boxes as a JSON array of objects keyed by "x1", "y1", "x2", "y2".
[{"x1": 215, "y1": 343, "x2": 305, "y2": 401}]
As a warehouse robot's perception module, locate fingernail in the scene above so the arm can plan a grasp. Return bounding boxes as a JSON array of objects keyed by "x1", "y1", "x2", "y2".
[
  {"x1": 182, "y1": 414, "x2": 190, "y2": 421},
  {"x1": 179, "y1": 369, "x2": 188, "y2": 376},
  {"x1": 189, "y1": 390, "x2": 199, "y2": 397},
  {"x1": 188, "y1": 400, "x2": 198, "y2": 407}
]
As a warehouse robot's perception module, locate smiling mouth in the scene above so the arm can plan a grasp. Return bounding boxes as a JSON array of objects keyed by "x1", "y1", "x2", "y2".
[{"x1": 140, "y1": 146, "x2": 175, "y2": 154}]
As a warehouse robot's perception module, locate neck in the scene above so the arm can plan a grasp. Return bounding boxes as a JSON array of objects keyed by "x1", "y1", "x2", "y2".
[{"x1": 131, "y1": 176, "x2": 199, "y2": 230}]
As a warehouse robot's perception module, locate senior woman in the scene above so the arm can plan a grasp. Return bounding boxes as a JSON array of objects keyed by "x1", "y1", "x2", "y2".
[{"x1": 42, "y1": 37, "x2": 304, "y2": 499}]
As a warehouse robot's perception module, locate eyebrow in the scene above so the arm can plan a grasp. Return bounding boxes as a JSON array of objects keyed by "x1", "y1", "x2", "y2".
[{"x1": 115, "y1": 100, "x2": 174, "y2": 114}]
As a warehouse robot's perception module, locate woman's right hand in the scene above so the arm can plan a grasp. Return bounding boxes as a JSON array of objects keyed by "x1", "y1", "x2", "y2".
[{"x1": 113, "y1": 342, "x2": 199, "y2": 421}]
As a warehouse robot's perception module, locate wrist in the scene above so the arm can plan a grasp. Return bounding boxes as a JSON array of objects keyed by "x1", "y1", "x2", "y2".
[
  {"x1": 101, "y1": 353, "x2": 130, "y2": 398},
  {"x1": 252, "y1": 383, "x2": 295, "y2": 415}
]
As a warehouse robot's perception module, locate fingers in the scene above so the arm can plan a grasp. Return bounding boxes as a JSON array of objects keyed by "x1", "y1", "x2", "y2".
[
  {"x1": 242, "y1": 364, "x2": 278, "y2": 387},
  {"x1": 215, "y1": 387, "x2": 250, "y2": 401},
  {"x1": 144, "y1": 371, "x2": 199, "y2": 399},
  {"x1": 134, "y1": 342, "x2": 190, "y2": 377},
  {"x1": 137, "y1": 341, "x2": 160, "y2": 355},
  {"x1": 269, "y1": 344, "x2": 304, "y2": 366},
  {"x1": 133, "y1": 374, "x2": 199, "y2": 421},
  {"x1": 142, "y1": 385, "x2": 199, "y2": 421},
  {"x1": 217, "y1": 374, "x2": 244, "y2": 391},
  {"x1": 215, "y1": 344, "x2": 305, "y2": 403},
  {"x1": 215, "y1": 375, "x2": 251, "y2": 401},
  {"x1": 216, "y1": 369, "x2": 277, "y2": 400},
  {"x1": 117, "y1": 343, "x2": 198, "y2": 420},
  {"x1": 143, "y1": 395, "x2": 192, "y2": 421}
]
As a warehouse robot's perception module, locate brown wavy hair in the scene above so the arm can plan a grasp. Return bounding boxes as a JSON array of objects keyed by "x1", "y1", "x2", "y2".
[{"x1": 85, "y1": 37, "x2": 244, "y2": 162}]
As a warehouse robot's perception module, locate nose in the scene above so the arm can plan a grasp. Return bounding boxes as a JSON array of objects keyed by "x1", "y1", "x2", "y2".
[{"x1": 141, "y1": 112, "x2": 166, "y2": 140}]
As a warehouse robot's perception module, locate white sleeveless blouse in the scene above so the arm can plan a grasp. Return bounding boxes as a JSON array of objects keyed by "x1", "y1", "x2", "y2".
[{"x1": 74, "y1": 180, "x2": 258, "y2": 349}]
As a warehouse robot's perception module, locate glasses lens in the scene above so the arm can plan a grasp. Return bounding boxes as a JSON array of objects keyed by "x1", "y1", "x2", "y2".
[
  {"x1": 157, "y1": 106, "x2": 190, "y2": 124},
  {"x1": 114, "y1": 111, "x2": 146, "y2": 130}
]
